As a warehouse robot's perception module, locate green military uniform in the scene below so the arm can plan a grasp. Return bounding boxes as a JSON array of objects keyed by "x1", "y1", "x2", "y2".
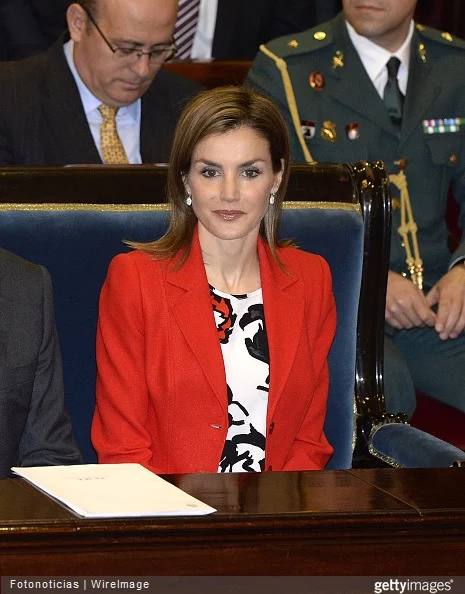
[{"x1": 247, "y1": 12, "x2": 465, "y2": 418}]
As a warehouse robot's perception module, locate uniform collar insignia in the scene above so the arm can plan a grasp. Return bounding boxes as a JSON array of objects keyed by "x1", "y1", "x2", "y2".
[
  {"x1": 332, "y1": 50, "x2": 344, "y2": 69},
  {"x1": 418, "y1": 43, "x2": 427, "y2": 63}
]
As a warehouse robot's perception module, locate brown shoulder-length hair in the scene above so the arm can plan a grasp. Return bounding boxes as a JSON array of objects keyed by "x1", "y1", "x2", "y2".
[{"x1": 130, "y1": 86, "x2": 292, "y2": 266}]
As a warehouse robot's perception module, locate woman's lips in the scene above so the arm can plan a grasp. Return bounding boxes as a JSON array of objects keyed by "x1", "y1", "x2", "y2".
[{"x1": 213, "y1": 210, "x2": 244, "y2": 221}]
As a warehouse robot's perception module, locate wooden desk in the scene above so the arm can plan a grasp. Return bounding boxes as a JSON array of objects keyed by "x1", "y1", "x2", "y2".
[{"x1": 1, "y1": 468, "x2": 464, "y2": 576}]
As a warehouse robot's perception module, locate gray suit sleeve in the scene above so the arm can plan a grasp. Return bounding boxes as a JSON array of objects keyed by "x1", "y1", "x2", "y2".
[{"x1": 18, "y1": 266, "x2": 83, "y2": 467}]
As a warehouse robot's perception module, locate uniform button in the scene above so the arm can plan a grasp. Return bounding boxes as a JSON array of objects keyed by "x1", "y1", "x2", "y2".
[
  {"x1": 450, "y1": 154, "x2": 458, "y2": 165},
  {"x1": 267, "y1": 465, "x2": 273, "y2": 471},
  {"x1": 269, "y1": 422, "x2": 275, "y2": 434}
]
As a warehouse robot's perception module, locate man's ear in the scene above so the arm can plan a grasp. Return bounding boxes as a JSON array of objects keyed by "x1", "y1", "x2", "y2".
[{"x1": 67, "y1": 3, "x2": 87, "y2": 43}]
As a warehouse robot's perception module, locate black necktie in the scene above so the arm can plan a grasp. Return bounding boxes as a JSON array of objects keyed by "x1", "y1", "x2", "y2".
[{"x1": 383, "y1": 57, "x2": 404, "y2": 129}]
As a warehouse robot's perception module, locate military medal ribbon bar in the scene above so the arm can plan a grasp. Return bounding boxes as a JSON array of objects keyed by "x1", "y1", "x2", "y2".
[{"x1": 423, "y1": 118, "x2": 463, "y2": 134}]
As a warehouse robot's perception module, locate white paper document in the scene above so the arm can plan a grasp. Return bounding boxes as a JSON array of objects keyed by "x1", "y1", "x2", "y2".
[{"x1": 12, "y1": 463, "x2": 216, "y2": 518}]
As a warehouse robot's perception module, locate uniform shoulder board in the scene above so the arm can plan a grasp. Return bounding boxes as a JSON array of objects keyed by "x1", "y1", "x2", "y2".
[
  {"x1": 415, "y1": 23, "x2": 465, "y2": 51},
  {"x1": 265, "y1": 22, "x2": 334, "y2": 59}
]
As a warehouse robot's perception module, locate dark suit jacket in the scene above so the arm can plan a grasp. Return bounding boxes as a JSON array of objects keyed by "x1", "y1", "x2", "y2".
[
  {"x1": 0, "y1": 249, "x2": 82, "y2": 478},
  {"x1": 0, "y1": 0, "x2": 70, "y2": 61},
  {"x1": 247, "y1": 12, "x2": 465, "y2": 289},
  {"x1": 0, "y1": 36, "x2": 203, "y2": 165},
  {"x1": 212, "y1": 0, "x2": 342, "y2": 59},
  {"x1": 92, "y1": 232, "x2": 336, "y2": 474}
]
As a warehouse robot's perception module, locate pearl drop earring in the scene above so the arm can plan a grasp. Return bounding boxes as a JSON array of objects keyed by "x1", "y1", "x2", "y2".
[
  {"x1": 269, "y1": 192, "x2": 276, "y2": 205},
  {"x1": 186, "y1": 190, "x2": 192, "y2": 206}
]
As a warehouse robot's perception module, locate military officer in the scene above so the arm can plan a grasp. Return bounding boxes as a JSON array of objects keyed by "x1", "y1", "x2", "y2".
[{"x1": 247, "y1": 0, "x2": 465, "y2": 420}]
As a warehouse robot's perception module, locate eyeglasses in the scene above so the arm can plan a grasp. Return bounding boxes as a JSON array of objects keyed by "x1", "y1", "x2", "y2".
[{"x1": 83, "y1": 8, "x2": 177, "y2": 64}]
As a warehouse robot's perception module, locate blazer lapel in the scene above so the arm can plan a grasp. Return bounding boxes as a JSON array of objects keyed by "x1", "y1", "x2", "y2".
[
  {"x1": 326, "y1": 15, "x2": 394, "y2": 136},
  {"x1": 166, "y1": 232, "x2": 228, "y2": 414},
  {"x1": 140, "y1": 87, "x2": 160, "y2": 163},
  {"x1": 140, "y1": 73, "x2": 178, "y2": 164},
  {"x1": 40, "y1": 37, "x2": 101, "y2": 164},
  {"x1": 400, "y1": 31, "x2": 440, "y2": 148},
  {"x1": 258, "y1": 239, "x2": 304, "y2": 419},
  {"x1": 165, "y1": 233, "x2": 305, "y2": 417}
]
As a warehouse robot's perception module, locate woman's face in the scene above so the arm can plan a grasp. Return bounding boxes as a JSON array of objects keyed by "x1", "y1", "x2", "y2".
[{"x1": 185, "y1": 126, "x2": 283, "y2": 247}]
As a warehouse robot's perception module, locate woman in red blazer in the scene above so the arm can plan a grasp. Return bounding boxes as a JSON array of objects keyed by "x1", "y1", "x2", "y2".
[{"x1": 92, "y1": 87, "x2": 336, "y2": 474}]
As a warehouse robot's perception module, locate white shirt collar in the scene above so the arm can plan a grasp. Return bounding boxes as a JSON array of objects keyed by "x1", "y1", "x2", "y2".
[
  {"x1": 63, "y1": 39, "x2": 139, "y2": 121},
  {"x1": 345, "y1": 19, "x2": 414, "y2": 83}
]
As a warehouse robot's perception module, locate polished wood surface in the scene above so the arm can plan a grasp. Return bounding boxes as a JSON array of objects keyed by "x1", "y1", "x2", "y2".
[
  {"x1": 1, "y1": 468, "x2": 464, "y2": 575},
  {"x1": 162, "y1": 60, "x2": 251, "y2": 89},
  {"x1": 0, "y1": 163, "x2": 358, "y2": 205}
]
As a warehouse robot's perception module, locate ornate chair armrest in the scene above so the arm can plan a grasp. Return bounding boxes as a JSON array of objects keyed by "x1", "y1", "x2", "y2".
[
  {"x1": 354, "y1": 412, "x2": 407, "y2": 467},
  {"x1": 370, "y1": 422, "x2": 465, "y2": 468}
]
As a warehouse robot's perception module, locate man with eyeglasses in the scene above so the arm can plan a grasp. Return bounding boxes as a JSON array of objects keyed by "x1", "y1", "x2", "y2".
[{"x1": 0, "y1": 0, "x2": 203, "y2": 165}]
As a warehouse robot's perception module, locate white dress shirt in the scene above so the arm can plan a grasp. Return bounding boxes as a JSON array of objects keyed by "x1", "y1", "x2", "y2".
[
  {"x1": 345, "y1": 19, "x2": 414, "y2": 98},
  {"x1": 63, "y1": 40, "x2": 142, "y2": 164},
  {"x1": 191, "y1": 0, "x2": 218, "y2": 60}
]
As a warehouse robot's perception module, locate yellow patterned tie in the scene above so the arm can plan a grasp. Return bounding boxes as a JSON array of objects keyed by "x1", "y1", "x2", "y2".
[{"x1": 98, "y1": 104, "x2": 129, "y2": 164}]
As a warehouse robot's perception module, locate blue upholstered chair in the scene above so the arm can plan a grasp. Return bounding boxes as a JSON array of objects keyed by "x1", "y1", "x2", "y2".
[{"x1": 0, "y1": 163, "x2": 463, "y2": 469}]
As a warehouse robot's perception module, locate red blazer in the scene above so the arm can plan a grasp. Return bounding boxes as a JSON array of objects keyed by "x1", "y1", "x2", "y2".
[{"x1": 92, "y1": 232, "x2": 336, "y2": 473}]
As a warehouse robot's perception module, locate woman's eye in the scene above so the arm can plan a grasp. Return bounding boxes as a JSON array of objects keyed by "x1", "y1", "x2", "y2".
[
  {"x1": 243, "y1": 168, "x2": 260, "y2": 178},
  {"x1": 200, "y1": 168, "x2": 219, "y2": 178}
]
